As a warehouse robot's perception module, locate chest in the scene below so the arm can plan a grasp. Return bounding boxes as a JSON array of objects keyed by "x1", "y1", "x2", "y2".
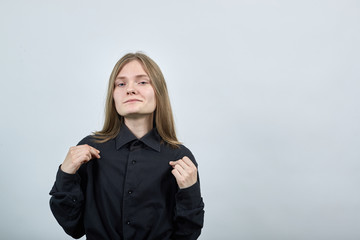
[{"x1": 83, "y1": 146, "x2": 178, "y2": 196}]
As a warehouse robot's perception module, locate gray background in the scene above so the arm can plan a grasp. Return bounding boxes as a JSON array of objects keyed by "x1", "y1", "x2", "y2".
[{"x1": 1, "y1": 0, "x2": 359, "y2": 239}]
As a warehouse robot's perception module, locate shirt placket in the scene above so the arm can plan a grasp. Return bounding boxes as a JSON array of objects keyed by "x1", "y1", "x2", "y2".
[{"x1": 122, "y1": 140, "x2": 141, "y2": 239}]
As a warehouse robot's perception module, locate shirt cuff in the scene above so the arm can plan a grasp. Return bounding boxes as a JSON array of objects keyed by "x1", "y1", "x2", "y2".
[
  {"x1": 55, "y1": 165, "x2": 81, "y2": 192},
  {"x1": 175, "y1": 181, "x2": 202, "y2": 210}
]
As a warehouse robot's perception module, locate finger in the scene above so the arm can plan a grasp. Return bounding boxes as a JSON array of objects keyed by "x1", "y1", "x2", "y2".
[
  {"x1": 87, "y1": 144, "x2": 100, "y2": 153},
  {"x1": 72, "y1": 151, "x2": 92, "y2": 164},
  {"x1": 169, "y1": 161, "x2": 179, "y2": 167},
  {"x1": 171, "y1": 169, "x2": 183, "y2": 181},
  {"x1": 73, "y1": 145, "x2": 98, "y2": 160},
  {"x1": 89, "y1": 146, "x2": 101, "y2": 158},
  {"x1": 182, "y1": 156, "x2": 196, "y2": 168},
  {"x1": 174, "y1": 163, "x2": 188, "y2": 177},
  {"x1": 169, "y1": 161, "x2": 177, "y2": 166},
  {"x1": 69, "y1": 145, "x2": 88, "y2": 157},
  {"x1": 175, "y1": 159, "x2": 190, "y2": 171},
  {"x1": 76, "y1": 144, "x2": 100, "y2": 159},
  {"x1": 76, "y1": 144, "x2": 99, "y2": 152}
]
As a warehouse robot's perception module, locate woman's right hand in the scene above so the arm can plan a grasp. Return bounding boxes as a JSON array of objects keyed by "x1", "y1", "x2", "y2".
[{"x1": 60, "y1": 144, "x2": 101, "y2": 174}]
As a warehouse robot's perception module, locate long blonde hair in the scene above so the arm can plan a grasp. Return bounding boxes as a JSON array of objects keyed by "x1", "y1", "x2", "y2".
[{"x1": 94, "y1": 52, "x2": 180, "y2": 148}]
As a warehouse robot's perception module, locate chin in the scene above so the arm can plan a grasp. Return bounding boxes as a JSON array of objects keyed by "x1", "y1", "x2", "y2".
[
  {"x1": 119, "y1": 109, "x2": 140, "y2": 116},
  {"x1": 123, "y1": 111, "x2": 154, "y2": 119}
]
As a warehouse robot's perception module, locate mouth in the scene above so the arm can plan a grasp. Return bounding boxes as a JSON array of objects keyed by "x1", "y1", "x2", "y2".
[{"x1": 124, "y1": 99, "x2": 142, "y2": 103}]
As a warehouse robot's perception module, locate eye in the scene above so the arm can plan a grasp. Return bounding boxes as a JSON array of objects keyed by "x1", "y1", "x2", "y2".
[
  {"x1": 138, "y1": 81, "x2": 149, "y2": 85},
  {"x1": 116, "y1": 82, "x2": 125, "y2": 87}
]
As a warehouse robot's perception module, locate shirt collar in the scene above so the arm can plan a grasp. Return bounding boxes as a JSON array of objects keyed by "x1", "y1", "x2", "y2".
[
  {"x1": 140, "y1": 127, "x2": 161, "y2": 152},
  {"x1": 115, "y1": 124, "x2": 161, "y2": 152}
]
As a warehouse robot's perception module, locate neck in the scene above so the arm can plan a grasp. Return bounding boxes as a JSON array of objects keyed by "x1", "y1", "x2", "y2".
[{"x1": 124, "y1": 114, "x2": 153, "y2": 139}]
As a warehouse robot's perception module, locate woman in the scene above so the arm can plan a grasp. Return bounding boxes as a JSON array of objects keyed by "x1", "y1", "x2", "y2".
[{"x1": 49, "y1": 52, "x2": 205, "y2": 240}]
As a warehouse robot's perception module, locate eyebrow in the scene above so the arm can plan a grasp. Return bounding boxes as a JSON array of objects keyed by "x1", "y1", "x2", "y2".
[{"x1": 116, "y1": 74, "x2": 149, "y2": 80}]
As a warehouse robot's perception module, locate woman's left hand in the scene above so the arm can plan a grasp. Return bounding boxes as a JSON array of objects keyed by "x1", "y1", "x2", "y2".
[{"x1": 169, "y1": 156, "x2": 198, "y2": 189}]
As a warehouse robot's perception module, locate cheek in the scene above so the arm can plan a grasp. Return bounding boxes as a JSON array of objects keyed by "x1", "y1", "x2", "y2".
[
  {"x1": 113, "y1": 90, "x2": 123, "y2": 108},
  {"x1": 149, "y1": 90, "x2": 157, "y2": 108}
]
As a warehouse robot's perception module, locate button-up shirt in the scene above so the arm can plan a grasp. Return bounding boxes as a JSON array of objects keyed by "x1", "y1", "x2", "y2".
[{"x1": 49, "y1": 125, "x2": 204, "y2": 240}]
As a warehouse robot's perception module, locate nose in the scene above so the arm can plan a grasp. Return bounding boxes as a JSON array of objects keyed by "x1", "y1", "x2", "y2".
[{"x1": 126, "y1": 82, "x2": 136, "y2": 95}]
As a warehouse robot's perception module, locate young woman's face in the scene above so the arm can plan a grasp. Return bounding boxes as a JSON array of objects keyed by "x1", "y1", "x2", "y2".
[{"x1": 113, "y1": 60, "x2": 156, "y2": 118}]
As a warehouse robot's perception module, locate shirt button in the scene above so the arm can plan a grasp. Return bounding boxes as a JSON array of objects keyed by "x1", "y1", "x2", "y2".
[
  {"x1": 128, "y1": 190, "x2": 133, "y2": 194},
  {"x1": 132, "y1": 160, "x2": 136, "y2": 165},
  {"x1": 126, "y1": 221, "x2": 131, "y2": 225}
]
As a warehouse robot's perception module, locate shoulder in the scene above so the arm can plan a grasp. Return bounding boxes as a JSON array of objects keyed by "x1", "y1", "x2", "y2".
[
  {"x1": 162, "y1": 143, "x2": 198, "y2": 166},
  {"x1": 77, "y1": 135, "x2": 98, "y2": 148},
  {"x1": 178, "y1": 144, "x2": 194, "y2": 158},
  {"x1": 76, "y1": 134, "x2": 116, "y2": 152}
]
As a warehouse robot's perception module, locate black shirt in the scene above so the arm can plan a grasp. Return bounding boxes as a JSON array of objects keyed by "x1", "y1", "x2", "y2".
[{"x1": 49, "y1": 125, "x2": 204, "y2": 240}]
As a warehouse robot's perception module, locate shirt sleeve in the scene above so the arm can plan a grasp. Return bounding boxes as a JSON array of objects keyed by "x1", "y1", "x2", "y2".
[
  {"x1": 49, "y1": 166, "x2": 85, "y2": 239},
  {"x1": 172, "y1": 146, "x2": 205, "y2": 239}
]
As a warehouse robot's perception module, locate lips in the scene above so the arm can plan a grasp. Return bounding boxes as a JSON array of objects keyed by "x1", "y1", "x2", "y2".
[{"x1": 124, "y1": 99, "x2": 142, "y2": 103}]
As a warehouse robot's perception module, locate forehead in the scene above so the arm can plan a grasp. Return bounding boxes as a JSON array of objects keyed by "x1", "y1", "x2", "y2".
[{"x1": 117, "y1": 60, "x2": 148, "y2": 77}]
